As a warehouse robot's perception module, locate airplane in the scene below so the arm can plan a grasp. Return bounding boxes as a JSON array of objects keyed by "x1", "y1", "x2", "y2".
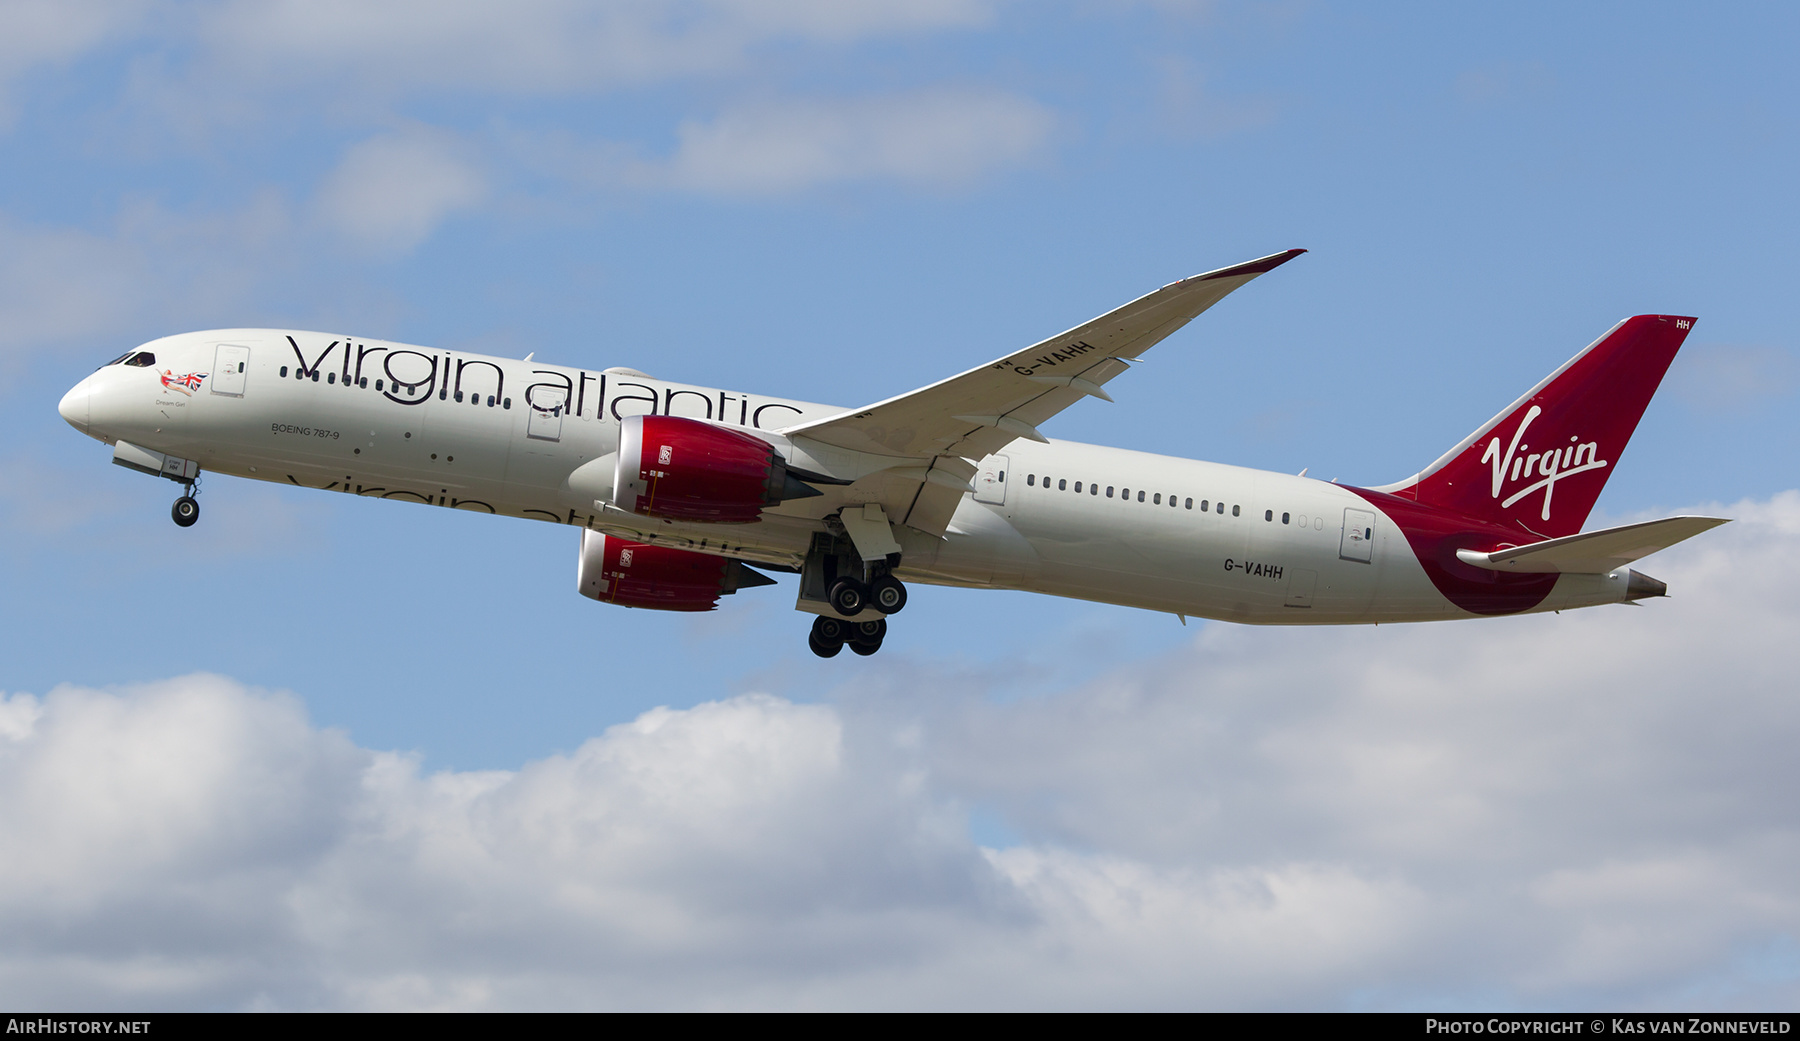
[{"x1": 56, "y1": 249, "x2": 1727, "y2": 658}]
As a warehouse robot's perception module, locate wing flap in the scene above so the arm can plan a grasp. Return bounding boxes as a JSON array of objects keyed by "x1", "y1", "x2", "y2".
[{"x1": 1454, "y1": 516, "x2": 1729, "y2": 574}]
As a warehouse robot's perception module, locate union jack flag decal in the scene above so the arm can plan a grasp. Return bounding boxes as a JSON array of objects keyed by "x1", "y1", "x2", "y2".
[{"x1": 160, "y1": 369, "x2": 207, "y2": 394}]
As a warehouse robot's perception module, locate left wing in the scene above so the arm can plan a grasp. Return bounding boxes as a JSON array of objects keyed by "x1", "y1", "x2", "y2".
[{"x1": 780, "y1": 249, "x2": 1305, "y2": 535}]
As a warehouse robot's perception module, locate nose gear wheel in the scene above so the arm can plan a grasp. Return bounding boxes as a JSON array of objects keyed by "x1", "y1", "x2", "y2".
[{"x1": 171, "y1": 477, "x2": 201, "y2": 528}]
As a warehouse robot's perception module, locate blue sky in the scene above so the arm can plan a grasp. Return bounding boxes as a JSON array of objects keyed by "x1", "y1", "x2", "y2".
[{"x1": 2, "y1": 1, "x2": 1798, "y2": 1010}]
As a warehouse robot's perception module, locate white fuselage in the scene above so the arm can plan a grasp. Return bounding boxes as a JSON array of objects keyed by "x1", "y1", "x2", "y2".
[{"x1": 59, "y1": 330, "x2": 1638, "y2": 624}]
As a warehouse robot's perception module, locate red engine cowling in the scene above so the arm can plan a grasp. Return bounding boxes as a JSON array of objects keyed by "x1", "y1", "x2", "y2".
[
  {"x1": 614, "y1": 415, "x2": 792, "y2": 523},
  {"x1": 577, "y1": 530, "x2": 772, "y2": 612}
]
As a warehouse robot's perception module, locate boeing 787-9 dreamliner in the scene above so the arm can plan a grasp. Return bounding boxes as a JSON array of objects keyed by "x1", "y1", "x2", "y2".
[{"x1": 58, "y1": 250, "x2": 1726, "y2": 657}]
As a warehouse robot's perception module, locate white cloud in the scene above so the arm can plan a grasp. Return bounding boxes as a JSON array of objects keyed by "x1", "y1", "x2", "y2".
[
  {"x1": 0, "y1": 194, "x2": 290, "y2": 371},
  {"x1": 651, "y1": 89, "x2": 1057, "y2": 195},
  {"x1": 203, "y1": 0, "x2": 996, "y2": 95},
  {"x1": 3, "y1": 495, "x2": 1798, "y2": 1009},
  {"x1": 0, "y1": 0, "x2": 148, "y2": 121},
  {"x1": 315, "y1": 128, "x2": 487, "y2": 254}
]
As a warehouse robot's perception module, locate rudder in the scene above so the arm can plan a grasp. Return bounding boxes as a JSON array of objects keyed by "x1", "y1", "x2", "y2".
[{"x1": 1375, "y1": 315, "x2": 1695, "y2": 540}]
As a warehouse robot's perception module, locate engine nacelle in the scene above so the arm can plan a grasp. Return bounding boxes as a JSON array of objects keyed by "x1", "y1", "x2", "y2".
[
  {"x1": 613, "y1": 414, "x2": 816, "y2": 523},
  {"x1": 577, "y1": 530, "x2": 774, "y2": 612}
]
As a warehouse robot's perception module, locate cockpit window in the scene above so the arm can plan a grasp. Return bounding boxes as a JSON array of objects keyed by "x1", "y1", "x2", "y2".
[
  {"x1": 101, "y1": 350, "x2": 135, "y2": 367},
  {"x1": 121, "y1": 352, "x2": 156, "y2": 367}
]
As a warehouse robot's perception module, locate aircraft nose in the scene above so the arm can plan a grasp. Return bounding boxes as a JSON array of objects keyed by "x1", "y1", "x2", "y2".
[{"x1": 58, "y1": 381, "x2": 90, "y2": 433}]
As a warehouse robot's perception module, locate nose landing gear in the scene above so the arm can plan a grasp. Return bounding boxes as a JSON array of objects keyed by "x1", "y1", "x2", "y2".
[{"x1": 171, "y1": 478, "x2": 200, "y2": 528}]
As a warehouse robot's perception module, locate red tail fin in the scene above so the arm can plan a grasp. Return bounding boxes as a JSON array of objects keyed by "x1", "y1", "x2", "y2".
[{"x1": 1377, "y1": 315, "x2": 1695, "y2": 540}]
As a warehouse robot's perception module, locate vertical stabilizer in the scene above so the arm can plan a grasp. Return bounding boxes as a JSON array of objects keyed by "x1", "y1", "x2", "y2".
[{"x1": 1375, "y1": 315, "x2": 1694, "y2": 540}]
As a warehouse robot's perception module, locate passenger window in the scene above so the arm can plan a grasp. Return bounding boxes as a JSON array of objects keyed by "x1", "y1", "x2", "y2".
[
  {"x1": 454, "y1": 390, "x2": 463, "y2": 402},
  {"x1": 503, "y1": 397, "x2": 511, "y2": 409},
  {"x1": 280, "y1": 366, "x2": 289, "y2": 377},
  {"x1": 1074, "y1": 481, "x2": 1082, "y2": 493},
  {"x1": 328, "y1": 372, "x2": 336, "y2": 384},
  {"x1": 1137, "y1": 491, "x2": 1145, "y2": 502},
  {"x1": 376, "y1": 379, "x2": 384, "y2": 391},
  {"x1": 1091, "y1": 483, "x2": 1098, "y2": 496},
  {"x1": 1185, "y1": 498, "x2": 1193, "y2": 509},
  {"x1": 998, "y1": 471, "x2": 1005, "y2": 482},
  {"x1": 1058, "y1": 479, "x2": 1066, "y2": 491},
  {"x1": 1028, "y1": 474, "x2": 1036, "y2": 486},
  {"x1": 1169, "y1": 495, "x2": 1177, "y2": 507},
  {"x1": 1217, "y1": 502, "x2": 1224, "y2": 514},
  {"x1": 360, "y1": 377, "x2": 369, "y2": 389},
  {"x1": 1282, "y1": 513, "x2": 1290, "y2": 524},
  {"x1": 1201, "y1": 500, "x2": 1209, "y2": 512},
  {"x1": 1265, "y1": 509, "x2": 1272, "y2": 521},
  {"x1": 1154, "y1": 493, "x2": 1162, "y2": 505},
  {"x1": 1106, "y1": 486, "x2": 1114, "y2": 498},
  {"x1": 312, "y1": 371, "x2": 320, "y2": 382},
  {"x1": 487, "y1": 395, "x2": 495, "y2": 407},
  {"x1": 1232, "y1": 505, "x2": 1240, "y2": 517}
]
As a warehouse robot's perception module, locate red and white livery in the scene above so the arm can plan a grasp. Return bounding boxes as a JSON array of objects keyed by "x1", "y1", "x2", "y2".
[{"x1": 58, "y1": 251, "x2": 1726, "y2": 657}]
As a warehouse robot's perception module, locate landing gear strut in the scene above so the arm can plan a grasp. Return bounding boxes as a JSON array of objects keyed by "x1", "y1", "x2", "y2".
[{"x1": 171, "y1": 481, "x2": 200, "y2": 528}]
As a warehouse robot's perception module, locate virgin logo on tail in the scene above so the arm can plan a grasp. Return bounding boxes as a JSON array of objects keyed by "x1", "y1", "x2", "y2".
[{"x1": 1479, "y1": 405, "x2": 1608, "y2": 521}]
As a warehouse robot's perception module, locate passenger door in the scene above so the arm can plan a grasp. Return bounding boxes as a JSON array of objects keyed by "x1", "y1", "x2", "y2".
[
  {"x1": 1340, "y1": 508, "x2": 1375, "y2": 563},
  {"x1": 974, "y1": 455, "x2": 1009, "y2": 505},
  {"x1": 211, "y1": 344, "x2": 250, "y2": 396}
]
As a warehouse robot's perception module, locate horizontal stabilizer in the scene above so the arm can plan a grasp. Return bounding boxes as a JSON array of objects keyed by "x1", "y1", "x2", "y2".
[{"x1": 1455, "y1": 515, "x2": 1729, "y2": 574}]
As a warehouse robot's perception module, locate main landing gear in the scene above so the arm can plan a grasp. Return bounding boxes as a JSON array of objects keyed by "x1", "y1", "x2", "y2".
[
  {"x1": 809, "y1": 615, "x2": 889, "y2": 658},
  {"x1": 801, "y1": 522, "x2": 909, "y2": 659},
  {"x1": 171, "y1": 480, "x2": 200, "y2": 528},
  {"x1": 827, "y1": 573, "x2": 908, "y2": 617},
  {"x1": 808, "y1": 568, "x2": 906, "y2": 659}
]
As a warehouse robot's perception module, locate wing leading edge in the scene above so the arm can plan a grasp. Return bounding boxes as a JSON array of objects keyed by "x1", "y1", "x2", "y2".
[{"x1": 780, "y1": 248, "x2": 1306, "y2": 536}]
